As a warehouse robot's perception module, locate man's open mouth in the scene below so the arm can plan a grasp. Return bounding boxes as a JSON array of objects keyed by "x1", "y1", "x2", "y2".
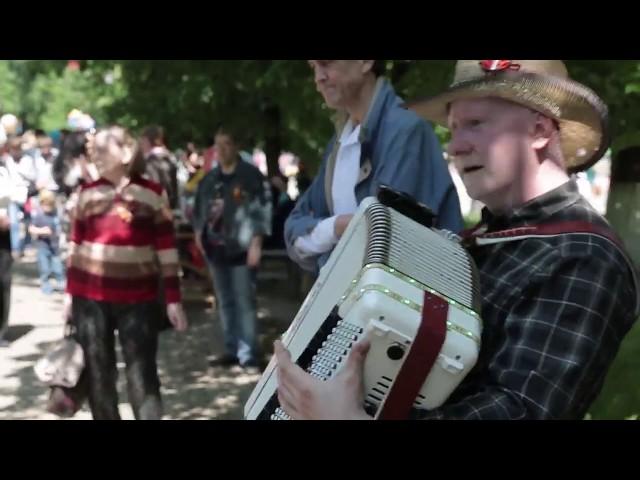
[{"x1": 463, "y1": 166, "x2": 483, "y2": 174}]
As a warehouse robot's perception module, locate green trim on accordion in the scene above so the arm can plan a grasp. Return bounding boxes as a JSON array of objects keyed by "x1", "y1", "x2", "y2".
[{"x1": 338, "y1": 263, "x2": 482, "y2": 346}]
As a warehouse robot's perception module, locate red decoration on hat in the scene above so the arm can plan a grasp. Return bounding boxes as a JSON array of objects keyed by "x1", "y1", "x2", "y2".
[{"x1": 479, "y1": 60, "x2": 521, "y2": 73}]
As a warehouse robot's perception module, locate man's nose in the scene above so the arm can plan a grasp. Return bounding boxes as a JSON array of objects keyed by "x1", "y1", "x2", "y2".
[{"x1": 447, "y1": 132, "x2": 473, "y2": 158}]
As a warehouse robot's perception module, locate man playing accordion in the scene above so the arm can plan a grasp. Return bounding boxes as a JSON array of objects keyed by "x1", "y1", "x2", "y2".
[{"x1": 274, "y1": 60, "x2": 639, "y2": 420}]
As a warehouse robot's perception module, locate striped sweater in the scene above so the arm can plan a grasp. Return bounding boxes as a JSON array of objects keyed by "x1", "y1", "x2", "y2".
[{"x1": 66, "y1": 176, "x2": 181, "y2": 304}]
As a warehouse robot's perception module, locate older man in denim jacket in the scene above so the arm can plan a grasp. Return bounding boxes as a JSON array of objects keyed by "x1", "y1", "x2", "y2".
[{"x1": 285, "y1": 61, "x2": 463, "y2": 273}]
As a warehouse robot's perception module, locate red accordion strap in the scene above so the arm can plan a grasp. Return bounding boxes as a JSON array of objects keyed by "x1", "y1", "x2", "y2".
[{"x1": 377, "y1": 292, "x2": 448, "y2": 420}]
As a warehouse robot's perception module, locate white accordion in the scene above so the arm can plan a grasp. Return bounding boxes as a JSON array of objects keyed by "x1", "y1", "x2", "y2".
[{"x1": 245, "y1": 189, "x2": 482, "y2": 420}]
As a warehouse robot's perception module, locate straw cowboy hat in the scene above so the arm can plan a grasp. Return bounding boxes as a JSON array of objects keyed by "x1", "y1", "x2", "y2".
[{"x1": 408, "y1": 60, "x2": 610, "y2": 173}]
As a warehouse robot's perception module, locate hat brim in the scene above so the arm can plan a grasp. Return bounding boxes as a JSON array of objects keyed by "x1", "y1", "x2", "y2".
[{"x1": 407, "y1": 72, "x2": 610, "y2": 173}]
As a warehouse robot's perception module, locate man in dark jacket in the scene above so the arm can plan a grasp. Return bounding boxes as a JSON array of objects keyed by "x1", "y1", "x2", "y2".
[{"x1": 193, "y1": 126, "x2": 272, "y2": 370}]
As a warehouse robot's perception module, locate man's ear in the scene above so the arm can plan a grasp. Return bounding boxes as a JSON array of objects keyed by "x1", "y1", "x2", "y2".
[{"x1": 531, "y1": 113, "x2": 555, "y2": 151}]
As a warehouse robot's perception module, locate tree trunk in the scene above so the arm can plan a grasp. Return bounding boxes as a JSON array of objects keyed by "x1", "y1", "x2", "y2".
[{"x1": 263, "y1": 103, "x2": 282, "y2": 178}]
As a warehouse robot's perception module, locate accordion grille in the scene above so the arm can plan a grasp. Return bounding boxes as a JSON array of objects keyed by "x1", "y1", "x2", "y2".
[
  {"x1": 364, "y1": 203, "x2": 481, "y2": 313},
  {"x1": 363, "y1": 202, "x2": 392, "y2": 265}
]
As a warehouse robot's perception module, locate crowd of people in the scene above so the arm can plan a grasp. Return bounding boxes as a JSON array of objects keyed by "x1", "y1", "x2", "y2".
[
  {"x1": 0, "y1": 109, "x2": 306, "y2": 418},
  {"x1": 0, "y1": 59, "x2": 638, "y2": 421}
]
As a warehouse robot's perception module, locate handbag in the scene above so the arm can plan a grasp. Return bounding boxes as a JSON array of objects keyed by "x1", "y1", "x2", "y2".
[
  {"x1": 34, "y1": 323, "x2": 88, "y2": 418},
  {"x1": 45, "y1": 373, "x2": 89, "y2": 418}
]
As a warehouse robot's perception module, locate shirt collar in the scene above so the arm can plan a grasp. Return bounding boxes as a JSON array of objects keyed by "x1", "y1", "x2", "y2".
[{"x1": 481, "y1": 179, "x2": 582, "y2": 232}]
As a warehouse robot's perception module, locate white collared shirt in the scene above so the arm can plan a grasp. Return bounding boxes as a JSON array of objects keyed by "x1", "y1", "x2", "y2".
[{"x1": 294, "y1": 121, "x2": 361, "y2": 258}]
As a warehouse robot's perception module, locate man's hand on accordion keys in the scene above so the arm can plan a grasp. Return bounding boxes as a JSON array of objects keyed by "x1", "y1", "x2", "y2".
[{"x1": 274, "y1": 338, "x2": 372, "y2": 420}]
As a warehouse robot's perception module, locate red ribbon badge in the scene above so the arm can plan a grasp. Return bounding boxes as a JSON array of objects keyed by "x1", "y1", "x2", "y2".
[{"x1": 479, "y1": 60, "x2": 521, "y2": 73}]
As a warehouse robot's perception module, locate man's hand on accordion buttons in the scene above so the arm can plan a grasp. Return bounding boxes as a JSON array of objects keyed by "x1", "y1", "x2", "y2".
[{"x1": 274, "y1": 338, "x2": 372, "y2": 420}]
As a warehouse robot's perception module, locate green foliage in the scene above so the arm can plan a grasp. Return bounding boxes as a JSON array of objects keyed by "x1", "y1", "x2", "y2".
[
  {"x1": 588, "y1": 320, "x2": 640, "y2": 419},
  {"x1": 566, "y1": 60, "x2": 640, "y2": 154},
  {"x1": 4, "y1": 59, "x2": 640, "y2": 171},
  {"x1": 24, "y1": 68, "x2": 124, "y2": 131},
  {"x1": 0, "y1": 60, "x2": 126, "y2": 132},
  {"x1": 0, "y1": 62, "x2": 21, "y2": 114},
  {"x1": 0, "y1": 60, "x2": 460, "y2": 169},
  {"x1": 63, "y1": 60, "x2": 334, "y2": 175}
]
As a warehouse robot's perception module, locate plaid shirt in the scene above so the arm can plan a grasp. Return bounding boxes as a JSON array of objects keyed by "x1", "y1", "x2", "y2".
[{"x1": 415, "y1": 180, "x2": 638, "y2": 420}]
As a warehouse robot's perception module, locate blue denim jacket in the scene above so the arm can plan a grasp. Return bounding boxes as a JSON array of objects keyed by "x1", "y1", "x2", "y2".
[{"x1": 284, "y1": 78, "x2": 463, "y2": 273}]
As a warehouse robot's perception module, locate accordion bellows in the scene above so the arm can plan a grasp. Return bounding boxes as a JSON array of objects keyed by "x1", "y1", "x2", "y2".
[{"x1": 245, "y1": 196, "x2": 482, "y2": 420}]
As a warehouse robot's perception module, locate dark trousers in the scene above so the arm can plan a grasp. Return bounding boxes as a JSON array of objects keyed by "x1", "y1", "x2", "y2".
[
  {"x1": 0, "y1": 250, "x2": 11, "y2": 339},
  {"x1": 72, "y1": 297, "x2": 162, "y2": 420}
]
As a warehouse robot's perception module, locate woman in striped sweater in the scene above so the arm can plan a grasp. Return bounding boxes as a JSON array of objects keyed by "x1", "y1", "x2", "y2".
[{"x1": 63, "y1": 126, "x2": 187, "y2": 420}]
